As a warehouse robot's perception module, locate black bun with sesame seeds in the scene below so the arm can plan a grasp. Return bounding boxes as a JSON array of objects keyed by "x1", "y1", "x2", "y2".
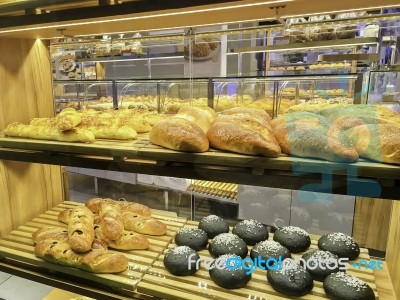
[
  {"x1": 198, "y1": 215, "x2": 229, "y2": 239},
  {"x1": 209, "y1": 233, "x2": 248, "y2": 258},
  {"x1": 232, "y1": 219, "x2": 269, "y2": 246},
  {"x1": 273, "y1": 226, "x2": 311, "y2": 253},
  {"x1": 164, "y1": 246, "x2": 200, "y2": 276},
  {"x1": 318, "y1": 232, "x2": 360, "y2": 260},
  {"x1": 323, "y1": 272, "x2": 375, "y2": 300},
  {"x1": 175, "y1": 228, "x2": 208, "y2": 251}
]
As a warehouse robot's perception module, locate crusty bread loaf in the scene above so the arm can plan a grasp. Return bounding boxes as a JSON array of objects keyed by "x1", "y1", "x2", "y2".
[
  {"x1": 32, "y1": 227, "x2": 68, "y2": 244},
  {"x1": 346, "y1": 124, "x2": 400, "y2": 164},
  {"x1": 85, "y1": 198, "x2": 151, "y2": 217},
  {"x1": 122, "y1": 212, "x2": 167, "y2": 236},
  {"x1": 58, "y1": 209, "x2": 72, "y2": 224},
  {"x1": 34, "y1": 239, "x2": 128, "y2": 273},
  {"x1": 4, "y1": 122, "x2": 95, "y2": 143},
  {"x1": 207, "y1": 122, "x2": 281, "y2": 157},
  {"x1": 56, "y1": 108, "x2": 82, "y2": 131},
  {"x1": 272, "y1": 115, "x2": 358, "y2": 162},
  {"x1": 176, "y1": 107, "x2": 212, "y2": 133},
  {"x1": 220, "y1": 107, "x2": 271, "y2": 122},
  {"x1": 178, "y1": 106, "x2": 216, "y2": 123},
  {"x1": 94, "y1": 224, "x2": 149, "y2": 250},
  {"x1": 67, "y1": 207, "x2": 95, "y2": 253},
  {"x1": 214, "y1": 114, "x2": 273, "y2": 137},
  {"x1": 99, "y1": 202, "x2": 124, "y2": 241},
  {"x1": 149, "y1": 118, "x2": 209, "y2": 152}
]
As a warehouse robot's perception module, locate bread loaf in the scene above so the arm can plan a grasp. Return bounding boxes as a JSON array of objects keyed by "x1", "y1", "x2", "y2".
[
  {"x1": 178, "y1": 106, "x2": 216, "y2": 123},
  {"x1": 85, "y1": 198, "x2": 151, "y2": 217},
  {"x1": 94, "y1": 224, "x2": 149, "y2": 250},
  {"x1": 56, "y1": 108, "x2": 82, "y2": 131},
  {"x1": 34, "y1": 239, "x2": 128, "y2": 273},
  {"x1": 207, "y1": 122, "x2": 281, "y2": 157},
  {"x1": 122, "y1": 212, "x2": 167, "y2": 236},
  {"x1": 149, "y1": 118, "x2": 209, "y2": 152},
  {"x1": 67, "y1": 207, "x2": 95, "y2": 253},
  {"x1": 220, "y1": 107, "x2": 271, "y2": 122},
  {"x1": 346, "y1": 124, "x2": 400, "y2": 164},
  {"x1": 214, "y1": 114, "x2": 273, "y2": 138},
  {"x1": 272, "y1": 115, "x2": 358, "y2": 162},
  {"x1": 32, "y1": 227, "x2": 68, "y2": 244},
  {"x1": 4, "y1": 122, "x2": 95, "y2": 143},
  {"x1": 176, "y1": 107, "x2": 212, "y2": 133},
  {"x1": 99, "y1": 202, "x2": 124, "y2": 241},
  {"x1": 58, "y1": 209, "x2": 72, "y2": 224}
]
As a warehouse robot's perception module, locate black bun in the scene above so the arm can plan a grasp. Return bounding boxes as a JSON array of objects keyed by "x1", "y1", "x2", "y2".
[
  {"x1": 175, "y1": 228, "x2": 208, "y2": 251},
  {"x1": 209, "y1": 233, "x2": 248, "y2": 258},
  {"x1": 232, "y1": 219, "x2": 269, "y2": 246},
  {"x1": 209, "y1": 254, "x2": 251, "y2": 289},
  {"x1": 318, "y1": 232, "x2": 360, "y2": 260},
  {"x1": 164, "y1": 246, "x2": 200, "y2": 276},
  {"x1": 323, "y1": 272, "x2": 375, "y2": 300},
  {"x1": 267, "y1": 263, "x2": 313, "y2": 296},
  {"x1": 273, "y1": 226, "x2": 311, "y2": 253},
  {"x1": 301, "y1": 250, "x2": 340, "y2": 281},
  {"x1": 250, "y1": 240, "x2": 291, "y2": 263},
  {"x1": 198, "y1": 215, "x2": 229, "y2": 239}
]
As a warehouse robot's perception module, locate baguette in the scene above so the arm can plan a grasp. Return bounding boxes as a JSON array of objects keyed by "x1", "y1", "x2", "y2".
[
  {"x1": 122, "y1": 212, "x2": 167, "y2": 236},
  {"x1": 67, "y1": 207, "x2": 95, "y2": 253},
  {"x1": 207, "y1": 122, "x2": 281, "y2": 157},
  {"x1": 4, "y1": 122, "x2": 95, "y2": 143},
  {"x1": 32, "y1": 227, "x2": 68, "y2": 244},
  {"x1": 149, "y1": 118, "x2": 209, "y2": 152},
  {"x1": 34, "y1": 239, "x2": 128, "y2": 273},
  {"x1": 99, "y1": 202, "x2": 124, "y2": 241}
]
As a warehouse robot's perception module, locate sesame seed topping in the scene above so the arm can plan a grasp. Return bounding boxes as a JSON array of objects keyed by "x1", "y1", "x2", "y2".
[
  {"x1": 308, "y1": 250, "x2": 336, "y2": 260},
  {"x1": 325, "y1": 233, "x2": 356, "y2": 246},
  {"x1": 213, "y1": 233, "x2": 241, "y2": 246},
  {"x1": 254, "y1": 241, "x2": 282, "y2": 254},
  {"x1": 280, "y1": 226, "x2": 309, "y2": 237},
  {"x1": 333, "y1": 272, "x2": 368, "y2": 291},
  {"x1": 202, "y1": 215, "x2": 223, "y2": 223},
  {"x1": 177, "y1": 228, "x2": 206, "y2": 238}
]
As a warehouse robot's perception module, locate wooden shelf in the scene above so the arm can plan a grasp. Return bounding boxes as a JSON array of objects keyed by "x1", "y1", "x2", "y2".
[
  {"x1": 138, "y1": 221, "x2": 382, "y2": 300},
  {"x1": 0, "y1": 201, "x2": 187, "y2": 298},
  {"x1": 0, "y1": 135, "x2": 399, "y2": 200}
]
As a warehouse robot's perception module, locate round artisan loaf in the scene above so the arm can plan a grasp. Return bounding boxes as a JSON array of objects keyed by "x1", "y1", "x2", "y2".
[
  {"x1": 267, "y1": 262, "x2": 313, "y2": 296},
  {"x1": 323, "y1": 272, "x2": 375, "y2": 300},
  {"x1": 175, "y1": 228, "x2": 208, "y2": 251},
  {"x1": 164, "y1": 246, "x2": 200, "y2": 276},
  {"x1": 209, "y1": 254, "x2": 251, "y2": 289},
  {"x1": 232, "y1": 219, "x2": 269, "y2": 246},
  {"x1": 209, "y1": 233, "x2": 248, "y2": 258},
  {"x1": 301, "y1": 249, "x2": 340, "y2": 281},
  {"x1": 198, "y1": 215, "x2": 229, "y2": 239},
  {"x1": 273, "y1": 226, "x2": 311, "y2": 253},
  {"x1": 318, "y1": 232, "x2": 360, "y2": 260}
]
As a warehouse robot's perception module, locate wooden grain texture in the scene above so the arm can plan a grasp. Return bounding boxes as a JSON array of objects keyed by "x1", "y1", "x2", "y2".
[
  {"x1": 0, "y1": 38, "x2": 63, "y2": 237},
  {"x1": 352, "y1": 197, "x2": 392, "y2": 251},
  {"x1": 386, "y1": 201, "x2": 400, "y2": 299},
  {"x1": 0, "y1": 201, "x2": 187, "y2": 295},
  {"x1": 374, "y1": 263, "x2": 396, "y2": 300},
  {"x1": 138, "y1": 221, "x2": 380, "y2": 300}
]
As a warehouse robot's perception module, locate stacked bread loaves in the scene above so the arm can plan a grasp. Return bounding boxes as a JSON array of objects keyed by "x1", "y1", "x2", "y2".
[{"x1": 33, "y1": 198, "x2": 167, "y2": 273}]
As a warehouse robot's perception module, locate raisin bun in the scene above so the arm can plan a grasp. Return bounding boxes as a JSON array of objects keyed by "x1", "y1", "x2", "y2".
[
  {"x1": 198, "y1": 215, "x2": 229, "y2": 239},
  {"x1": 324, "y1": 272, "x2": 375, "y2": 300},
  {"x1": 273, "y1": 226, "x2": 311, "y2": 253},
  {"x1": 163, "y1": 246, "x2": 200, "y2": 276},
  {"x1": 209, "y1": 233, "x2": 248, "y2": 258},
  {"x1": 318, "y1": 232, "x2": 360, "y2": 260},
  {"x1": 209, "y1": 254, "x2": 251, "y2": 289},
  {"x1": 174, "y1": 228, "x2": 208, "y2": 251},
  {"x1": 232, "y1": 219, "x2": 269, "y2": 246}
]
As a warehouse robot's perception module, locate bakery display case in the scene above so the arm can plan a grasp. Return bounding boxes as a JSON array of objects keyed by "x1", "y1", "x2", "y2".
[
  {"x1": 2, "y1": 2, "x2": 400, "y2": 300},
  {"x1": 367, "y1": 70, "x2": 400, "y2": 113}
]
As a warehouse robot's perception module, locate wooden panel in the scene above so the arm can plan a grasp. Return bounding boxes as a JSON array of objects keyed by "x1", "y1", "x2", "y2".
[
  {"x1": 0, "y1": 38, "x2": 64, "y2": 237},
  {"x1": 139, "y1": 221, "x2": 380, "y2": 300},
  {"x1": 352, "y1": 197, "x2": 393, "y2": 251},
  {"x1": 386, "y1": 201, "x2": 400, "y2": 299}
]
